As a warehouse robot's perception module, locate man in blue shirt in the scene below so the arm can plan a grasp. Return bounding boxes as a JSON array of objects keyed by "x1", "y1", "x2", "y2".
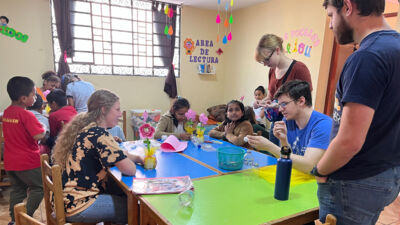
[
  {"x1": 248, "y1": 80, "x2": 332, "y2": 174},
  {"x1": 314, "y1": 0, "x2": 400, "y2": 224}
]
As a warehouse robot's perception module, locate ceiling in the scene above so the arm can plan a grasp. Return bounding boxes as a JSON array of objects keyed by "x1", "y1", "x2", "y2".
[{"x1": 156, "y1": 0, "x2": 269, "y2": 10}]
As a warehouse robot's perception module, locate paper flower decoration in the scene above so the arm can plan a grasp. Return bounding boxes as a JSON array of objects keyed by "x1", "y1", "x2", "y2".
[
  {"x1": 139, "y1": 123, "x2": 155, "y2": 139},
  {"x1": 199, "y1": 113, "x2": 208, "y2": 125},
  {"x1": 216, "y1": 48, "x2": 223, "y2": 55},
  {"x1": 143, "y1": 110, "x2": 148, "y2": 122},
  {"x1": 239, "y1": 96, "x2": 244, "y2": 102},
  {"x1": 185, "y1": 109, "x2": 196, "y2": 121}
]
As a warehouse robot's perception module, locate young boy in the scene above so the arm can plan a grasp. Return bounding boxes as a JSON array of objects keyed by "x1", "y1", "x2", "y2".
[
  {"x1": 47, "y1": 89, "x2": 77, "y2": 147},
  {"x1": 2, "y1": 76, "x2": 46, "y2": 225},
  {"x1": 27, "y1": 94, "x2": 50, "y2": 155}
]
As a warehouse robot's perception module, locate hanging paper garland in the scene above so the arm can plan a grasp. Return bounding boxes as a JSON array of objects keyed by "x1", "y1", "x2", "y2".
[
  {"x1": 164, "y1": 4, "x2": 174, "y2": 39},
  {"x1": 216, "y1": 0, "x2": 233, "y2": 44}
]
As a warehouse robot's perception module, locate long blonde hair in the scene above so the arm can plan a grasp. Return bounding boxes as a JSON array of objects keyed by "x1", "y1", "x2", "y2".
[{"x1": 52, "y1": 89, "x2": 119, "y2": 170}]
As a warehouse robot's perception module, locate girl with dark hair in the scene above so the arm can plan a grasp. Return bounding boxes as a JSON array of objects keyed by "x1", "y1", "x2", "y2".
[
  {"x1": 209, "y1": 100, "x2": 253, "y2": 148},
  {"x1": 154, "y1": 97, "x2": 192, "y2": 140}
]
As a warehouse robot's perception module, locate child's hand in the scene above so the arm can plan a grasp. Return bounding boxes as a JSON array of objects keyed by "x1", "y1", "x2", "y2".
[
  {"x1": 113, "y1": 136, "x2": 123, "y2": 143},
  {"x1": 253, "y1": 101, "x2": 260, "y2": 109},
  {"x1": 273, "y1": 121, "x2": 288, "y2": 142},
  {"x1": 224, "y1": 122, "x2": 235, "y2": 134},
  {"x1": 179, "y1": 133, "x2": 191, "y2": 140}
]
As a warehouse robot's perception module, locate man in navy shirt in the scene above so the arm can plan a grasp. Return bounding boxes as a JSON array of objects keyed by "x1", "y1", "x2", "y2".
[
  {"x1": 248, "y1": 80, "x2": 332, "y2": 174},
  {"x1": 314, "y1": 0, "x2": 400, "y2": 224}
]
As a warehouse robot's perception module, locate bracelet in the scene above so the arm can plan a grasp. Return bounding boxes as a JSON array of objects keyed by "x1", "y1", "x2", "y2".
[{"x1": 310, "y1": 166, "x2": 327, "y2": 177}]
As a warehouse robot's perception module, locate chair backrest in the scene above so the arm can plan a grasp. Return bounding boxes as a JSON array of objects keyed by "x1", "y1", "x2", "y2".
[
  {"x1": 40, "y1": 154, "x2": 66, "y2": 225},
  {"x1": 14, "y1": 202, "x2": 46, "y2": 225},
  {"x1": 122, "y1": 110, "x2": 127, "y2": 138}
]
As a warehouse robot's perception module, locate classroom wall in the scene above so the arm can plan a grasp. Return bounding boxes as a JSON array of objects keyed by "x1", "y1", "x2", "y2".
[{"x1": 221, "y1": 0, "x2": 327, "y2": 108}]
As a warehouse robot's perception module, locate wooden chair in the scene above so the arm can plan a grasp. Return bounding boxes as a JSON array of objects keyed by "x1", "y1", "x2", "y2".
[
  {"x1": 14, "y1": 202, "x2": 51, "y2": 225},
  {"x1": 122, "y1": 110, "x2": 127, "y2": 138},
  {"x1": 0, "y1": 123, "x2": 11, "y2": 187},
  {"x1": 315, "y1": 214, "x2": 337, "y2": 225},
  {"x1": 40, "y1": 154, "x2": 110, "y2": 225}
]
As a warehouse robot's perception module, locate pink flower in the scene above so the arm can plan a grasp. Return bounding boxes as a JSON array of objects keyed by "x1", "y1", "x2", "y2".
[
  {"x1": 139, "y1": 123, "x2": 155, "y2": 139},
  {"x1": 239, "y1": 96, "x2": 244, "y2": 102},
  {"x1": 185, "y1": 109, "x2": 196, "y2": 121},
  {"x1": 143, "y1": 110, "x2": 148, "y2": 122},
  {"x1": 199, "y1": 113, "x2": 208, "y2": 125}
]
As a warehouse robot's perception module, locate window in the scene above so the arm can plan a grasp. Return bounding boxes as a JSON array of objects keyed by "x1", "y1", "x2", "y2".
[{"x1": 51, "y1": 0, "x2": 181, "y2": 77}]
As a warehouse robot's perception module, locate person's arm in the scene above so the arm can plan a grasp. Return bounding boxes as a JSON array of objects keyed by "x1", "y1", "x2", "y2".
[
  {"x1": 115, "y1": 152, "x2": 144, "y2": 176},
  {"x1": 67, "y1": 97, "x2": 74, "y2": 107},
  {"x1": 225, "y1": 122, "x2": 253, "y2": 146},
  {"x1": 247, "y1": 135, "x2": 325, "y2": 173},
  {"x1": 33, "y1": 132, "x2": 46, "y2": 141},
  {"x1": 316, "y1": 103, "x2": 374, "y2": 178},
  {"x1": 208, "y1": 123, "x2": 225, "y2": 139}
]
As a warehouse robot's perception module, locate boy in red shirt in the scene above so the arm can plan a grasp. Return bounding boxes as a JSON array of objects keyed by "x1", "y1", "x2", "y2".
[
  {"x1": 47, "y1": 89, "x2": 77, "y2": 148},
  {"x1": 2, "y1": 76, "x2": 46, "y2": 225}
]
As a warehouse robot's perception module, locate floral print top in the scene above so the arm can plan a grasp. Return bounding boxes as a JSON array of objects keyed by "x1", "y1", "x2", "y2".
[{"x1": 62, "y1": 122, "x2": 127, "y2": 216}]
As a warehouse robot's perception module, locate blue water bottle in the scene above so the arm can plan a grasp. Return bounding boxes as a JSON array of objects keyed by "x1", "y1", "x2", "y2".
[{"x1": 274, "y1": 146, "x2": 292, "y2": 201}]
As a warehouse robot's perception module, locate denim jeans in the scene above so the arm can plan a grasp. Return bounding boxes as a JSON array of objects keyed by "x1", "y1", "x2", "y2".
[
  {"x1": 318, "y1": 166, "x2": 400, "y2": 225},
  {"x1": 66, "y1": 194, "x2": 127, "y2": 224}
]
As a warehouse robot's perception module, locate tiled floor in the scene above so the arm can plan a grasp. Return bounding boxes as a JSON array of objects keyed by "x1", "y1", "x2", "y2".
[{"x1": 0, "y1": 185, "x2": 399, "y2": 224}]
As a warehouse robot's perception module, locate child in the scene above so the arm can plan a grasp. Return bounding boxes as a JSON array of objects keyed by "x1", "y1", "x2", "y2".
[
  {"x1": 61, "y1": 73, "x2": 95, "y2": 113},
  {"x1": 2, "y1": 76, "x2": 46, "y2": 225},
  {"x1": 47, "y1": 89, "x2": 77, "y2": 148},
  {"x1": 253, "y1": 86, "x2": 268, "y2": 127},
  {"x1": 154, "y1": 97, "x2": 192, "y2": 140},
  {"x1": 27, "y1": 94, "x2": 49, "y2": 133},
  {"x1": 209, "y1": 100, "x2": 253, "y2": 148},
  {"x1": 244, "y1": 106, "x2": 269, "y2": 138},
  {"x1": 107, "y1": 125, "x2": 126, "y2": 143}
]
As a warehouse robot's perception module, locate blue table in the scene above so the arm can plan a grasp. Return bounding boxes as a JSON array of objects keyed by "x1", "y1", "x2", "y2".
[{"x1": 182, "y1": 136, "x2": 277, "y2": 173}]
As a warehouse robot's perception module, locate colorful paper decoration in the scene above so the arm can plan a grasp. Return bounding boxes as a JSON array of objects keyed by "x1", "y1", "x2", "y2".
[
  {"x1": 216, "y1": 14, "x2": 221, "y2": 23},
  {"x1": 163, "y1": 4, "x2": 174, "y2": 38},
  {"x1": 216, "y1": 0, "x2": 233, "y2": 44},
  {"x1": 222, "y1": 35, "x2": 228, "y2": 44},
  {"x1": 227, "y1": 32, "x2": 232, "y2": 41},
  {"x1": 164, "y1": 25, "x2": 169, "y2": 35},
  {"x1": 168, "y1": 25, "x2": 173, "y2": 35},
  {"x1": 0, "y1": 25, "x2": 29, "y2": 43},
  {"x1": 216, "y1": 48, "x2": 224, "y2": 55},
  {"x1": 183, "y1": 38, "x2": 196, "y2": 55}
]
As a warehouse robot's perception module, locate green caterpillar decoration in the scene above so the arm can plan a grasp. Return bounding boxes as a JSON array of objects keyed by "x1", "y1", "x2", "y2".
[{"x1": 0, "y1": 25, "x2": 29, "y2": 43}]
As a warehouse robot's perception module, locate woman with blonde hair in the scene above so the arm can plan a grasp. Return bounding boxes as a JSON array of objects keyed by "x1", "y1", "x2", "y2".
[
  {"x1": 254, "y1": 34, "x2": 313, "y2": 145},
  {"x1": 52, "y1": 89, "x2": 142, "y2": 224}
]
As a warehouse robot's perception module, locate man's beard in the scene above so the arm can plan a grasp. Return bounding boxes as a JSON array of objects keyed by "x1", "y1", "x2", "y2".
[{"x1": 336, "y1": 13, "x2": 354, "y2": 45}]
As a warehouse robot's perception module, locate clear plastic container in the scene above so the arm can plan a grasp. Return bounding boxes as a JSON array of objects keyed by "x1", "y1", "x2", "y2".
[{"x1": 243, "y1": 151, "x2": 255, "y2": 168}]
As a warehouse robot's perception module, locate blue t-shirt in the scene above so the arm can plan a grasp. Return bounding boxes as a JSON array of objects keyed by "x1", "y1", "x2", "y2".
[
  {"x1": 286, "y1": 110, "x2": 332, "y2": 156},
  {"x1": 330, "y1": 30, "x2": 400, "y2": 180},
  {"x1": 107, "y1": 125, "x2": 126, "y2": 142},
  {"x1": 66, "y1": 80, "x2": 95, "y2": 113}
]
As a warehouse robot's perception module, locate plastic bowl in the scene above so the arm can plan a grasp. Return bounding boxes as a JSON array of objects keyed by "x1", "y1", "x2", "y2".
[{"x1": 217, "y1": 147, "x2": 246, "y2": 170}]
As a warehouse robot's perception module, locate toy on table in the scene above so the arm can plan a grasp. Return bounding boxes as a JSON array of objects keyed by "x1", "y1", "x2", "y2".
[
  {"x1": 139, "y1": 111, "x2": 157, "y2": 170},
  {"x1": 196, "y1": 113, "x2": 208, "y2": 143}
]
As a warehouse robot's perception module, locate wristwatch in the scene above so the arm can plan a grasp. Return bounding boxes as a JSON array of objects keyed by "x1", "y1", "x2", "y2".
[{"x1": 310, "y1": 166, "x2": 327, "y2": 177}]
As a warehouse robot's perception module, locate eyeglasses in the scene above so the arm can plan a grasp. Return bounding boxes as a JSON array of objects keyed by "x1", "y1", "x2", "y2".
[
  {"x1": 258, "y1": 49, "x2": 275, "y2": 64},
  {"x1": 278, "y1": 99, "x2": 295, "y2": 108}
]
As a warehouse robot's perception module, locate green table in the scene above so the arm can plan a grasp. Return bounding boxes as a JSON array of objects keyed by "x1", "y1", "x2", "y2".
[{"x1": 140, "y1": 172, "x2": 319, "y2": 225}]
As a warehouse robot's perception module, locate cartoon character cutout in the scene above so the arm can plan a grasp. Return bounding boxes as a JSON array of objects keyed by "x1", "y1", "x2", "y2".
[{"x1": 183, "y1": 38, "x2": 195, "y2": 55}]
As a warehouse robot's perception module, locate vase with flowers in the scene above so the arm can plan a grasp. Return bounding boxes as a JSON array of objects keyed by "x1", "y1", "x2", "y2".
[
  {"x1": 139, "y1": 111, "x2": 157, "y2": 170},
  {"x1": 196, "y1": 113, "x2": 208, "y2": 143},
  {"x1": 184, "y1": 109, "x2": 196, "y2": 135}
]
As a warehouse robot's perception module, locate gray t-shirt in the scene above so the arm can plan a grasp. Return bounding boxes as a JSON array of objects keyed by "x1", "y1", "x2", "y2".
[{"x1": 66, "y1": 80, "x2": 95, "y2": 113}]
